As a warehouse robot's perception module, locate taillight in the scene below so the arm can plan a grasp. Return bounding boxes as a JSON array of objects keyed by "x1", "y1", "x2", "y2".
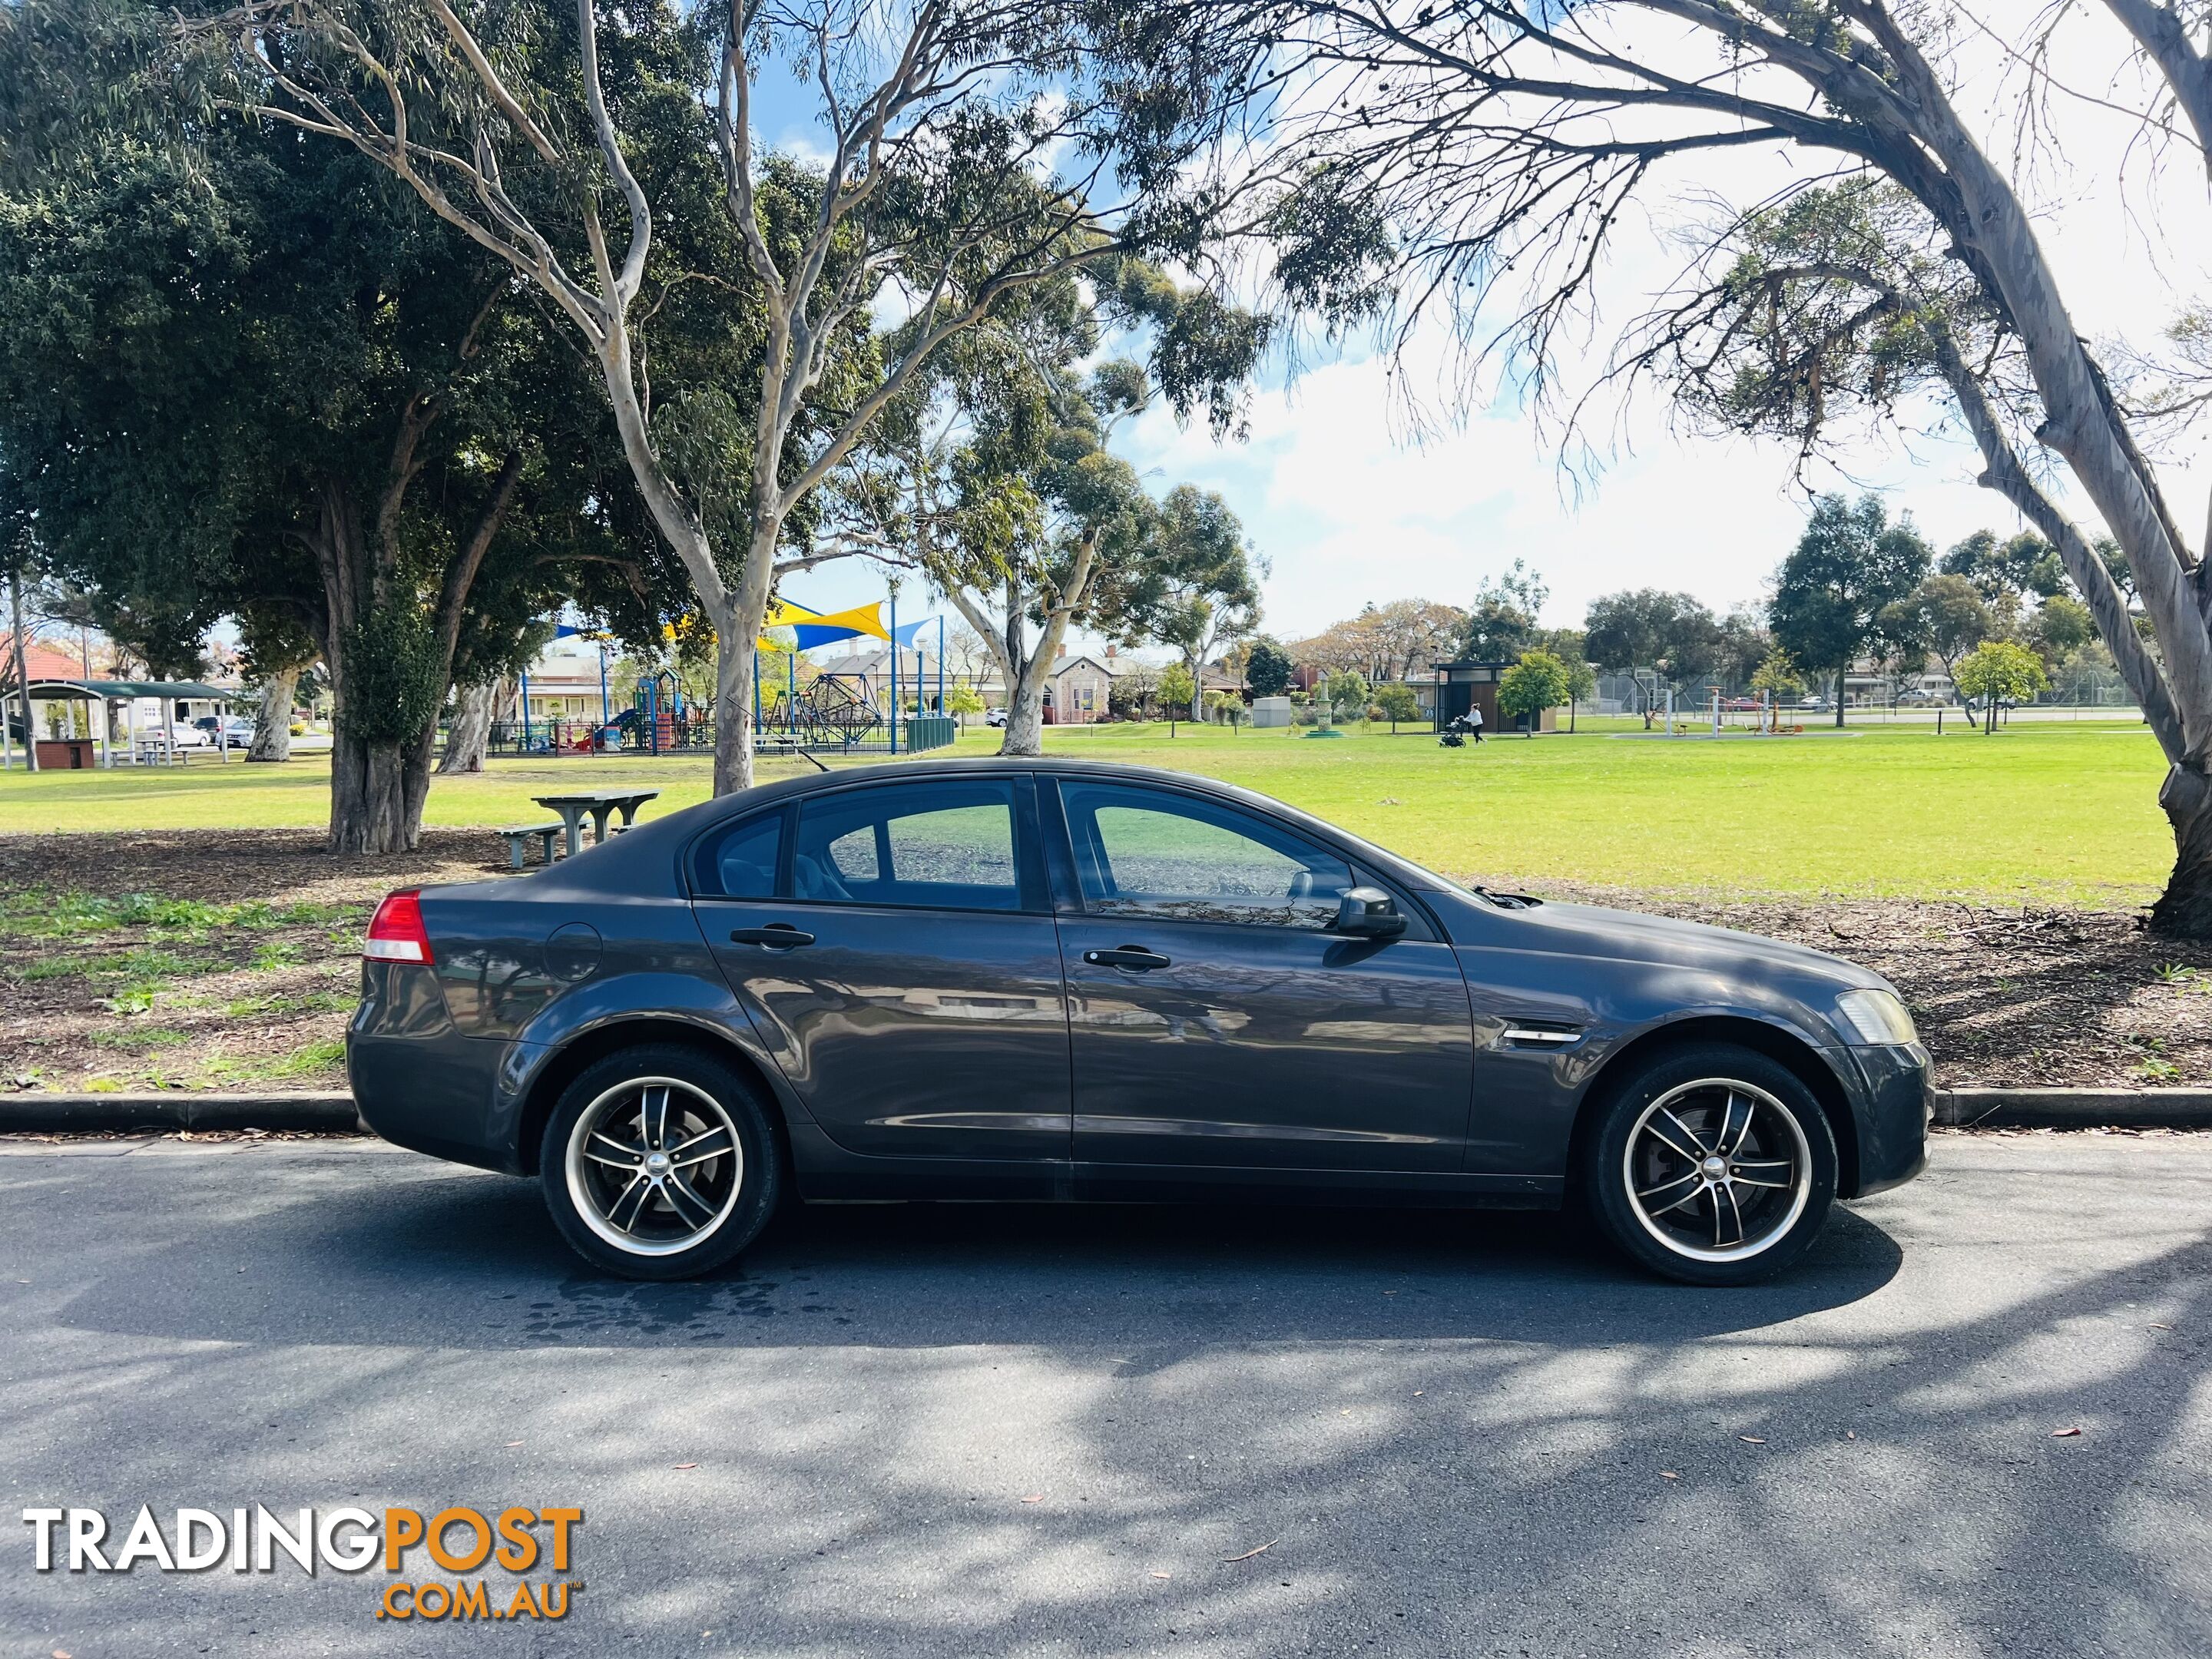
[{"x1": 365, "y1": 889, "x2": 435, "y2": 965}]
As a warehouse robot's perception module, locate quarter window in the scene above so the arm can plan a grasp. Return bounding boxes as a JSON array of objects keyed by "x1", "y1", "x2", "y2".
[
  {"x1": 793, "y1": 782, "x2": 1025, "y2": 911},
  {"x1": 1059, "y1": 782, "x2": 1359, "y2": 929},
  {"x1": 691, "y1": 810, "x2": 783, "y2": 899}
]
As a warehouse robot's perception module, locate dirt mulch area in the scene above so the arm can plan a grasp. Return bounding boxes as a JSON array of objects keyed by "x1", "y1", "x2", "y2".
[
  {"x1": 0, "y1": 826, "x2": 505, "y2": 911},
  {"x1": 2, "y1": 830, "x2": 2207, "y2": 1093},
  {"x1": 0, "y1": 829, "x2": 512, "y2": 1094},
  {"x1": 1542, "y1": 882, "x2": 2210, "y2": 1088}
]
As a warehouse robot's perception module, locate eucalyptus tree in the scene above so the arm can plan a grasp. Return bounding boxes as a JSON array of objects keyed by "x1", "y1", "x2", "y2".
[
  {"x1": 174, "y1": 0, "x2": 1271, "y2": 792},
  {"x1": 1210, "y1": 0, "x2": 2212, "y2": 930},
  {"x1": 1230, "y1": 0, "x2": 2212, "y2": 924},
  {"x1": 1583, "y1": 589, "x2": 1721, "y2": 703},
  {"x1": 861, "y1": 348, "x2": 1159, "y2": 755},
  {"x1": 1879, "y1": 574, "x2": 1993, "y2": 722},
  {"x1": 1458, "y1": 561, "x2": 1545, "y2": 661},
  {"x1": 1769, "y1": 494, "x2": 1930, "y2": 726},
  {"x1": 1122, "y1": 484, "x2": 1266, "y2": 681},
  {"x1": 839, "y1": 253, "x2": 1266, "y2": 753}
]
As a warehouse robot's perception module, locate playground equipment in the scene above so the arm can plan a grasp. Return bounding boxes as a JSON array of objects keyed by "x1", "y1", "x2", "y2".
[
  {"x1": 493, "y1": 593, "x2": 962, "y2": 760},
  {"x1": 748, "y1": 595, "x2": 954, "y2": 757},
  {"x1": 800, "y1": 673, "x2": 884, "y2": 746}
]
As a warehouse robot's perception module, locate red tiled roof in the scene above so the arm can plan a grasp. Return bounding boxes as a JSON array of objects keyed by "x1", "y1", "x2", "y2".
[{"x1": 10, "y1": 642, "x2": 97, "y2": 681}]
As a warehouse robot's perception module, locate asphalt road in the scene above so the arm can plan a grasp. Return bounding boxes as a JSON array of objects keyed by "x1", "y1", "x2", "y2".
[{"x1": 2, "y1": 1132, "x2": 2207, "y2": 1659}]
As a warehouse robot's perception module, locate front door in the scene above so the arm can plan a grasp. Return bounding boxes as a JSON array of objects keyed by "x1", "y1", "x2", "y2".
[
  {"x1": 696, "y1": 777, "x2": 1071, "y2": 1163},
  {"x1": 1050, "y1": 779, "x2": 1475, "y2": 1174}
]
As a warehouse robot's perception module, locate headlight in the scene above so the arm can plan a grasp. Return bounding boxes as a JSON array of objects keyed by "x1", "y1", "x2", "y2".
[{"x1": 1835, "y1": 988, "x2": 1918, "y2": 1047}]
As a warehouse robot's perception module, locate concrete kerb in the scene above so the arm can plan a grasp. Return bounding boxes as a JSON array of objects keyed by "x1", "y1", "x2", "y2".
[
  {"x1": 1931, "y1": 1088, "x2": 2212, "y2": 1130},
  {"x1": 0, "y1": 1091, "x2": 363, "y2": 1134},
  {"x1": 2, "y1": 1088, "x2": 2208, "y2": 1137}
]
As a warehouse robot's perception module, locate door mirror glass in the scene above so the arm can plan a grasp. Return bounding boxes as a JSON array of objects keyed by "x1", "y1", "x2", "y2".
[{"x1": 1333, "y1": 887, "x2": 1407, "y2": 939}]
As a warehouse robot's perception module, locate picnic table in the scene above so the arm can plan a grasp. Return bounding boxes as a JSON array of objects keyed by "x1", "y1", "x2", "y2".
[{"x1": 531, "y1": 787, "x2": 661, "y2": 859}]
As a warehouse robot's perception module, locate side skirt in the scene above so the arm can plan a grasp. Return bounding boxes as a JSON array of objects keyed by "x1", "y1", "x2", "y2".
[{"x1": 786, "y1": 1125, "x2": 1561, "y2": 1208}]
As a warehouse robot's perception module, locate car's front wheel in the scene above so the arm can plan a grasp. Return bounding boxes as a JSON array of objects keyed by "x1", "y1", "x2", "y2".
[
  {"x1": 538, "y1": 1045, "x2": 781, "y2": 1280},
  {"x1": 1581, "y1": 1043, "x2": 1837, "y2": 1286}
]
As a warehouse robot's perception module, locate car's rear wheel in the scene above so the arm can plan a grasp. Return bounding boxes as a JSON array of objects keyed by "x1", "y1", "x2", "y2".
[
  {"x1": 1581, "y1": 1043, "x2": 1837, "y2": 1286},
  {"x1": 538, "y1": 1044, "x2": 781, "y2": 1280}
]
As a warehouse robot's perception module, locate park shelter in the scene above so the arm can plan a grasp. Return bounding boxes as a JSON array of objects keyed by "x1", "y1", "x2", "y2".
[
  {"x1": 9, "y1": 677, "x2": 243, "y2": 768},
  {"x1": 1429, "y1": 661, "x2": 1559, "y2": 735}
]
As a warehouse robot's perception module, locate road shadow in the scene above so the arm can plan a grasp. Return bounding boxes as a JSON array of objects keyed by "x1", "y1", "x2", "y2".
[
  {"x1": 12, "y1": 1144, "x2": 2208, "y2": 1659},
  {"x1": 54, "y1": 1158, "x2": 1902, "y2": 1352}
]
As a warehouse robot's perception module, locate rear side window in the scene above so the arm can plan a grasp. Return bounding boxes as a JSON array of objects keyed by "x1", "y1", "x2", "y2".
[
  {"x1": 691, "y1": 810, "x2": 783, "y2": 899},
  {"x1": 793, "y1": 781, "x2": 1025, "y2": 912}
]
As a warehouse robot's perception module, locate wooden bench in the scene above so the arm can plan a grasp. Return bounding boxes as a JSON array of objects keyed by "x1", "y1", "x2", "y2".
[{"x1": 497, "y1": 822, "x2": 565, "y2": 869}]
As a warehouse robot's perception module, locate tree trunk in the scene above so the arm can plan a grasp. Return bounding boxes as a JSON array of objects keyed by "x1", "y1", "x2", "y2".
[
  {"x1": 329, "y1": 723, "x2": 435, "y2": 855},
  {"x1": 437, "y1": 680, "x2": 496, "y2": 774},
  {"x1": 714, "y1": 623, "x2": 757, "y2": 794},
  {"x1": 997, "y1": 542, "x2": 1099, "y2": 758},
  {"x1": 1001, "y1": 656, "x2": 1051, "y2": 756},
  {"x1": 712, "y1": 515, "x2": 781, "y2": 796},
  {"x1": 2152, "y1": 763, "x2": 2212, "y2": 935},
  {"x1": 1833, "y1": 670, "x2": 1846, "y2": 728},
  {"x1": 8, "y1": 571, "x2": 35, "y2": 773},
  {"x1": 247, "y1": 668, "x2": 298, "y2": 763}
]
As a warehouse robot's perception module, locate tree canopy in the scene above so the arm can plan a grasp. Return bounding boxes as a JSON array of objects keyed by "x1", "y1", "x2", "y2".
[
  {"x1": 1583, "y1": 590, "x2": 1721, "y2": 687},
  {"x1": 156, "y1": 0, "x2": 1287, "y2": 796},
  {"x1": 1245, "y1": 637, "x2": 1294, "y2": 698},
  {"x1": 1162, "y1": 0, "x2": 2212, "y2": 929},
  {"x1": 1498, "y1": 649, "x2": 1569, "y2": 734},
  {"x1": 1769, "y1": 495, "x2": 1930, "y2": 726},
  {"x1": 1459, "y1": 561, "x2": 1546, "y2": 661},
  {"x1": 0, "y1": 114, "x2": 647, "y2": 846},
  {"x1": 1954, "y1": 641, "x2": 2051, "y2": 733}
]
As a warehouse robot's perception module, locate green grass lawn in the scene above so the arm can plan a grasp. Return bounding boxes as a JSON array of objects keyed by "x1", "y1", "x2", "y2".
[{"x1": 0, "y1": 717, "x2": 2176, "y2": 906}]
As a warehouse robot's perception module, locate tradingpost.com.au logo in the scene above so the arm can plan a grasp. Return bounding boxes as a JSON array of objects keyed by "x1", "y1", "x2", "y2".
[{"x1": 22, "y1": 1504, "x2": 583, "y2": 1622}]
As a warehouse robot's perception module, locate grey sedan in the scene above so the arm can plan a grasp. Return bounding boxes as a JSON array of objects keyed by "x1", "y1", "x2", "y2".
[{"x1": 349, "y1": 759, "x2": 1928, "y2": 1284}]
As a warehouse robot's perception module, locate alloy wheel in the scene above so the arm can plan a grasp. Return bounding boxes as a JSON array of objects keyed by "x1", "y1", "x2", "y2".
[
  {"x1": 1621, "y1": 1078, "x2": 1812, "y2": 1263},
  {"x1": 564, "y1": 1076, "x2": 745, "y2": 1257}
]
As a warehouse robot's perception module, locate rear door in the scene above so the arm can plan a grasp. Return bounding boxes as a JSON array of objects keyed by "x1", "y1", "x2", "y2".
[
  {"x1": 1048, "y1": 778, "x2": 1475, "y2": 1174},
  {"x1": 694, "y1": 777, "x2": 1071, "y2": 1163}
]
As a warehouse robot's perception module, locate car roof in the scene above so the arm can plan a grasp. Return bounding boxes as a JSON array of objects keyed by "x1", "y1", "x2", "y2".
[{"x1": 485, "y1": 755, "x2": 1453, "y2": 902}]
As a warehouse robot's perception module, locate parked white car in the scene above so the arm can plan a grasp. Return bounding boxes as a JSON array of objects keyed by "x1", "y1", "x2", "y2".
[
  {"x1": 194, "y1": 714, "x2": 257, "y2": 749},
  {"x1": 984, "y1": 707, "x2": 1008, "y2": 728}
]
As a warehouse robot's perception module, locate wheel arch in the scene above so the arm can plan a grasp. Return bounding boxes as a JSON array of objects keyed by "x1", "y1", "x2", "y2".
[
  {"x1": 1565, "y1": 1016, "x2": 1861, "y2": 1199},
  {"x1": 516, "y1": 1017, "x2": 793, "y2": 1179}
]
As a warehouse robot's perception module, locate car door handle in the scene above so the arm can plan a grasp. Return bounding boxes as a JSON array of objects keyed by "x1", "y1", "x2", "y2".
[
  {"x1": 730, "y1": 925, "x2": 814, "y2": 949},
  {"x1": 1084, "y1": 945, "x2": 1172, "y2": 971}
]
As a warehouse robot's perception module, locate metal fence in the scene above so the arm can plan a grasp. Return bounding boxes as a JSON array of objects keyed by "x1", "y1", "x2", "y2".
[
  {"x1": 1596, "y1": 664, "x2": 2141, "y2": 712},
  {"x1": 479, "y1": 714, "x2": 959, "y2": 760}
]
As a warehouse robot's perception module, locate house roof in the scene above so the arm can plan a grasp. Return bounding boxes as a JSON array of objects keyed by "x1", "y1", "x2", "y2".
[
  {"x1": 1051, "y1": 653, "x2": 1134, "y2": 677},
  {"x1": 5, "y1": 642, "x2": 98, "y2": 684},
  {"x1": 820, "y1": 646, "x2": 942, "y2": 676}
]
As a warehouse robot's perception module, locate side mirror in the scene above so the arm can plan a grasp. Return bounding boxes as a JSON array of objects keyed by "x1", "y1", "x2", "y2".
[{"x1": 1333, "y1": 886, "x2": 1407, "y2": 939}]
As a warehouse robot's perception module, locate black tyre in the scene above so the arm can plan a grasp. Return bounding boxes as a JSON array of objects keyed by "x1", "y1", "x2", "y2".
[
  {"x1": 538, "y1": 1043, "x2": 782, "y2": 1280},
  {"x1": 1580, "y1": 1043, "x2": 1837, "y2": 1286}
]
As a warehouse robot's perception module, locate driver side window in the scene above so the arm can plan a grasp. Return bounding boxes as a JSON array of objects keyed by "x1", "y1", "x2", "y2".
[{"x1": 1059, "y1": 782, "x2": 1356, "y2": 929}]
